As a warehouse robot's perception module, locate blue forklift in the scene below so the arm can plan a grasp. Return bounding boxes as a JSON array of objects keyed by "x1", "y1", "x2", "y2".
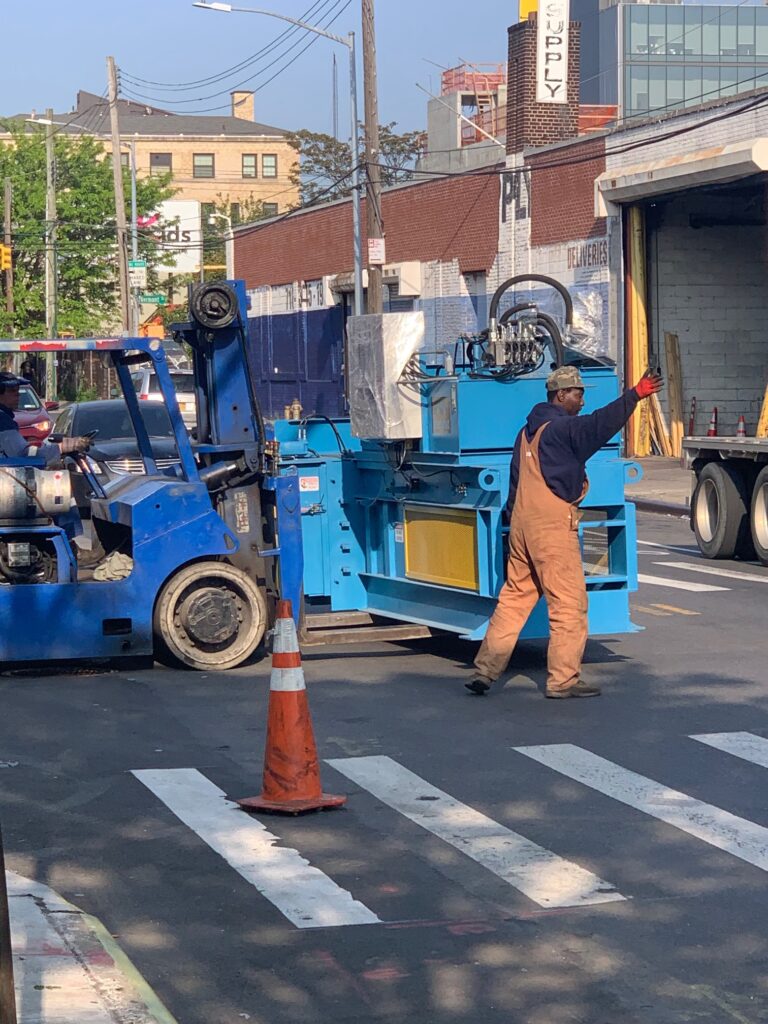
[{"x1": 0, "y1": 281, "x2": 303, "y2": 670}]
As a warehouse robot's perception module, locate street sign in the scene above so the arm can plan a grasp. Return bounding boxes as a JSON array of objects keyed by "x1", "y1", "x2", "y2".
[
  {"x1": 128, "y1": 259, "x2": 147, "y2": 289},
  {"x1": 368, "y1": 238, "x2": 386, "y2": 265},
  {"x1": 139, "y1": 293, "x2": 168, "y2": 306}
]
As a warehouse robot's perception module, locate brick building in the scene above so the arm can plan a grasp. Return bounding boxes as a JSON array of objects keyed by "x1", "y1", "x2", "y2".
[{"x1": 234, "y1": 11, "x2": 768, "y2": 437}]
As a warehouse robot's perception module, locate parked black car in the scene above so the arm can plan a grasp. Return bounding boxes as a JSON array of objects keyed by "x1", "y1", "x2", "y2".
[{"x1": 53, "y1": 399, "x2": 180, "y2": 510}]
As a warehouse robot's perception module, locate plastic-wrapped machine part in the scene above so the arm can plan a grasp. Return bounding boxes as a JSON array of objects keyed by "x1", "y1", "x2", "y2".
[
  {"x1": 567, "y1": 289, "x2": 609, "y2": 360},
  {"x1": 347, "y1": 312, "x2": 425, "y2": 440}
]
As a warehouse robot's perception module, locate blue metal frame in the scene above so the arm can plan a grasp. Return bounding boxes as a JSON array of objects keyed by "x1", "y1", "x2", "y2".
[{"x1": 277, "y1": 362, "x2": 642, "y2": 642}]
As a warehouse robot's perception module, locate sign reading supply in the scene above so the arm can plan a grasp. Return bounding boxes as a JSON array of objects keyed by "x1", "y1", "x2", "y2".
[{"x1": 536, "y1": 0, "x2": 569, "y2": 104}]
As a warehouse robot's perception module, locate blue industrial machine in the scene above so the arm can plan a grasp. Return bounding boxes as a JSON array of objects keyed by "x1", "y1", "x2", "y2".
[
  {"x1": 0, "y1": 281, "x2": 302, "y2": 669},
  {"x1": 276, "y1": 275, "x2": 641, "y2": 643}
]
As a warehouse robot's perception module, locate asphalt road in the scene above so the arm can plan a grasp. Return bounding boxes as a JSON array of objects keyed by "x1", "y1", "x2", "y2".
[{"x1": 2, "y1": 511, "x2": 768, "y2": 1024}]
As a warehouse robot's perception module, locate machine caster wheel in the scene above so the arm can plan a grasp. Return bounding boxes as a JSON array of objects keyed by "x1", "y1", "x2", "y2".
[{"x1": 154, "y1": 561, "x2": 267, "y2": 671}]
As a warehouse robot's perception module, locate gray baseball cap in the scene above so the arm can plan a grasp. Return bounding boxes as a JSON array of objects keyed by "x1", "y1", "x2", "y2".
[{"x1": 545, "y1": 366, "x2": 592, "y2": 392}]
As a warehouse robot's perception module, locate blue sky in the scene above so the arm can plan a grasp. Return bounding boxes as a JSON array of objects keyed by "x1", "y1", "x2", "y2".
[{"x1": 4, "y1": 1, "x2": 516, "y2": 134}]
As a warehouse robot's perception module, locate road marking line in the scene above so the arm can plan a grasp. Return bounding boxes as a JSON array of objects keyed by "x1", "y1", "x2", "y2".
[
  {"x1": 132, "y1": 768, "x2": 380, "y2": 929},
  {"x1": 638, "y1": 573, "x2": 728, "y2": 592},
  {"x1": 514, "y1": 744, "x2": 768, "y2": 873},
  {"x1": 691, "y1": 732, "x2": 768, "y2": 769},
  {"x1": 651, "y1": 603, "x2": 700, "y2": 616},
  {"x1": 638, "y1": 540, "x2": 701, "y2": 554},
  {"x1": 634, "y1": 604, "x2": 673, "y2": 617},
  {"x1": 654, "y1": 561, "x2": 768, "y2": 584},
  {"x1": 326, "y1": 754, "x2": 625, "y2": 909}
]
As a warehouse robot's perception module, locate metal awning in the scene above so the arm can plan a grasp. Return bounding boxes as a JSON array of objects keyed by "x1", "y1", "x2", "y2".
[{"x1": 595, "y1": 138, "x2": 768, "y2": 213}]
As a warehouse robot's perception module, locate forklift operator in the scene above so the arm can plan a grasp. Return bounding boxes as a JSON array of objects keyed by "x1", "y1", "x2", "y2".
[
  {"x1": 466, "y1": 364, "x2": 664, "y2": 701},
  {"x1": 0, "y1": 371, "x2": 92, "y2": 463}
]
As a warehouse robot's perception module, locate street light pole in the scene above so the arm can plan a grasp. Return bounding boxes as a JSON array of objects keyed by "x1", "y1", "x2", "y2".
[
  {"x1": 130, "y1": 140, "x2": 141, "y2": 335},
  {"x1": 208, "y1": 211, "x2": 234, "y2": 279},
  {"x1": 193, "y1": 2, "x2": 363, "y2": 315}
]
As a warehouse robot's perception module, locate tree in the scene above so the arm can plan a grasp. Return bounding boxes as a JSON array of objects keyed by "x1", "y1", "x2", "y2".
[
  {"x1": 288, "y1": 122, "x2": 426, "y2": 205},
  {"x1": 0, "y1": 121, "x2": 175, "y2": 338}
]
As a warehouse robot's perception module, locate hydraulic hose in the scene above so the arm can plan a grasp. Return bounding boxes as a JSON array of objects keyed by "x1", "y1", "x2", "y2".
[
  {"x1": 489, "y1": 274, "x2": 574, "y2": 328},
  {"x1": 532, "y1": 311, "x2": 565, "y2": 368}
]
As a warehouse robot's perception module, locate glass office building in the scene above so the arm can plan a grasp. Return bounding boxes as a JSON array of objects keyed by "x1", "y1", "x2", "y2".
[{"x1": 575, "y1": 0, "x2": 768, "y2": 118}]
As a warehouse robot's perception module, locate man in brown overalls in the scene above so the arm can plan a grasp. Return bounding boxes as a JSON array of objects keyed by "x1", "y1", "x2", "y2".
[{"x1": 466, "y1": 365, "x2": 663, "y2": 699}]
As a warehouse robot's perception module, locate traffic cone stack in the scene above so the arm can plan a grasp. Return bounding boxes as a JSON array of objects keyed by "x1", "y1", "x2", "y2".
[
  {"x1": 736, "y1": 415, "x2": 747, "y2": 439},
  {"x1": 707, "y1": 407, "x2": 718, "y2": 437},
  {"x1": 237, "y1": 600, "x2": 346, "y2": 815}
]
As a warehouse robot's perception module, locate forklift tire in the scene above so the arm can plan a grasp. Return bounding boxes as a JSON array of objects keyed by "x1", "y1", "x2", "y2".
[
  {"x1": 750, "y1": 466, "x2": 768, "y2": 566},
  {"x1": 692, "y1": 462, "x2": 752, "y2": 560},
  {"x1": 154, "y1": 561, "x2": 267, "y2": 671}
]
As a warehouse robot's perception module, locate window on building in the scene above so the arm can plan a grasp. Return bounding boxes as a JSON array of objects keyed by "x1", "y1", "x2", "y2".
[
  {"x1": 684, "y1": 65, "x2": 703, "y2": 106},
  {"x1": 647, "y1": 6, "x2": 666, "y2": 55},
  {"x1": 666, "y1": 6, "x2": 684, "y2": 57},
  {"x1": 230, "y1": 203, "x2": 241, "y2": 226},
  {"x1": 120, "y1": 151, "x2": 130, "y2": 168},
  {"x1": 719, "y1": 65, "x2": 738, "y2": 96},
  {"x1": 703, "y1": 18, "x2": 720, "y2": 58},
  {"x1": 667, "y1": 66, "x2": 684, "y2": 107},
  {"x1": 193, "y1": 153, "x2": 215, "y2": 178},
  {"x1": 262, "y1": 202, "x2": 278, "y2": 218},
  {"x1": 627, "y1": 65, "x2": 649, "y2": 113},
  {"x1": 150, "y1": 152, "x2": 172, "y2": 176},
  {"x1": 702, "y1": 66, "x2": 720, "y2": 103},
  {"x1": 648, "y1": 66, "x2": 666, "y2": 111},
  {"x1": 628, "y1": 5, "x2": 649, "y2": 55},
  {"x1": 242, "y1": 153, "x2": 257, "y2": 178},
  {"x1": 721, "y1": 8, "x2": 738, "y2": 56},
  {"x1": 683, "y1": 6, "x2": 701, "y2": 58},
  {"x1": 738, "y1": 7, "x2": 756, "y2": 56},
  {"x1": 262, "y1": 154, "x2": 277, "y2": 178},
  {"x1": 756, "y1": 8, "x2": 768, "y2": 57}
]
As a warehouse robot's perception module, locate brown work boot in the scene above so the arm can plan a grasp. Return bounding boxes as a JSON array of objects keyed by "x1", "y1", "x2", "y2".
[
  {"x1": 465, "y1": 675, "x2": 492, "y2": 696},
  {"x1": 545, "y1": 681, "x2": 601, "y2": 699}
]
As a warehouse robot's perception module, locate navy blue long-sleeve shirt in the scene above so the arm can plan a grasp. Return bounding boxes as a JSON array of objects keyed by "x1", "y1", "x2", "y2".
[{"x1": 506, "y1": 388, "x2": 640, "y2": 514}]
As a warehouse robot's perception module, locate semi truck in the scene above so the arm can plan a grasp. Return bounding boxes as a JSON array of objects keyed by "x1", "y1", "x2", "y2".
[{"x1": 683, "y1": 435, "x2": 768, "y2": 565}]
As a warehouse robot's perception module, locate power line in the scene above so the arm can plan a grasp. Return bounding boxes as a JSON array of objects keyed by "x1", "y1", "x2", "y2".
[
  {"x1": 119, "y1": 0, "x2": 334, "y2": 92},
  {"x1": 119, "y1": 0, "x2": 353, "y2": 115}
]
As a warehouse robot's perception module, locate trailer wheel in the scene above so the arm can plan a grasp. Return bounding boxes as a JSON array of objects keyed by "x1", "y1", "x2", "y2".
[
  {"x1": 750, "y1": 466, "x2": 768, "y2": 566},
  {"x1": 692, "y1": 462, "x2": 752, "y2": 560},
  {"x1": 154, "y1": 562, "x2": 267, "y2": 671}
]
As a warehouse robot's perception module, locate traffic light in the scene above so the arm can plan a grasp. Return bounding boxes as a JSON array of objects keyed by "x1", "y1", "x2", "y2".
[{"x1": 0, "y1": 244, "x2": 10, "y2": 272}]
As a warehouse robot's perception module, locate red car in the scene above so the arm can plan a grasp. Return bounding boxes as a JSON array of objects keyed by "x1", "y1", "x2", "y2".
[{"x1": 14, "y1": 384, "x2": 58, "y2": 444}]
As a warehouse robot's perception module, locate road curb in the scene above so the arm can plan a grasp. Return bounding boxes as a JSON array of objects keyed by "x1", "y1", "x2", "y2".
[{"x1": 627, "y1": 497, "x2": 689, "y2": 517}]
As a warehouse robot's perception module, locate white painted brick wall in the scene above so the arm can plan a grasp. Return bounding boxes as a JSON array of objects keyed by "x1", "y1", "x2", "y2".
[{"x1": 651, "y1": 191, "x2": 768, "y2": 434}]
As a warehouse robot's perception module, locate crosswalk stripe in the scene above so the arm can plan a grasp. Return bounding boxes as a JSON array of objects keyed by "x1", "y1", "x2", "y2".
[
  {"x1": 514, "y1": 744, "x2": 768, "y2": 873},
  {"x1": 637, "y1": 573, "x2": 728, "y2": 592},
  {"x1": 326, "y1": 754, "x2": 625, "y2": 909},
  {"x1": 654, "y1": 561, "x2": 768, "y2": 584},
  {"x1": 691, "y1": 732, "x2": 768, "y2": 769},
  {"x1": 132, "y1": 768, "x2": 380, "y2": 929}
]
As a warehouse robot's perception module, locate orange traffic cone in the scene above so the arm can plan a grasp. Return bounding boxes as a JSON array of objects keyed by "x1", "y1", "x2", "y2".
[
  {"x1": 736, "y1": 415, "x2": 746, "y2": 439},
  {"x1": 707, "y1": 407, "x2": 718, "y2": 437},
  {"x1": 237, "y1": 600, "x2": 346, "y2": 815}
]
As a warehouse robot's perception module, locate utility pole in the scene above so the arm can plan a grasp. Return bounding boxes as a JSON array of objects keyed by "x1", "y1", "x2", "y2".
[
  {"x1": 3, "y1": 179, "x2": 13, "y2": 333},
  {"x1": 130, "y1": 140, "x2": 140, "y2": 335},
  {"x1": 107, "y1": 56, "x2": 130, "y2": 332},
  {"x1": 44, "y1": 108, "x2": 57, "y2": 397},
  {"x1": 362, "y1": 0, "x2": 384, "y2": 314}
]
